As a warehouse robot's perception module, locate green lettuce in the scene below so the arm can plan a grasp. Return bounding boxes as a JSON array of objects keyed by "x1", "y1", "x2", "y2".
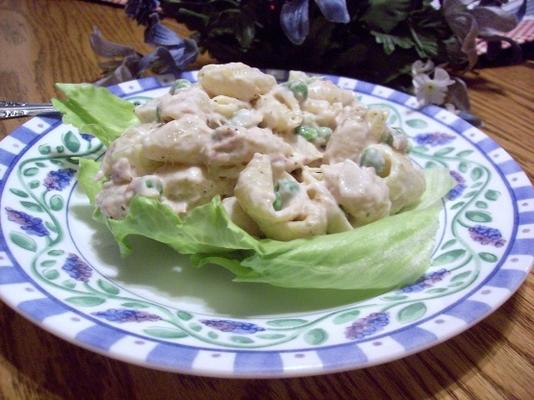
[
  {"x1": 52, "y1": 83, "x2": 138, "y2": 146},
  {"x1": 59, "y1": 83, "x2": 453, "y2": 290}
]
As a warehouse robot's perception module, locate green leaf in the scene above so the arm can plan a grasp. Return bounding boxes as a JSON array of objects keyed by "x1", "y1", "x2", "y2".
[
  {"x1": 23, "y1": 167, "x2": 39, "y2": 177},
  {"x1": 20, "y1": 201, "x2": 43, "y2": 212},
  {"x1": 40, "y1": 260, "x2": 56, "y2": 267},
  {"x1": 426, "y1": 288, "x2": 448, "y2": 294},
  {"x1": 49, "y1": 195, "x2": 64, "y2": 211},
  {"x1": 470, "y1": 167, "x2": 483, "y2": 181},
  {"x1": 106, "y1": 168, "x2": 452, "y2": 290},
  {"x1": 256, "y1": 333, "x2": 286, "y2": 340},
  {"x1": 463, "y1": 190, "x2": 478, "y2": 198},
  {"x1": 397, "y1": 302, "x2": 427, "y2": 323},
  {"x1": 9, "y1": 188, "x2": 28, "y2": 198},
  {"x1": 120, "y1": 302, "x2": 149, "y2": 309},
  {"x1": 434, "y1": 147, "x2": 454, "y2": 156},
  {"x1": 485, "y1": 190, "x2": 500, "y2": 201},
  {"x1": 62, "y1": 279, "x2": 76, "y2": 289},
  {"x1": 411, "y1": 145, "x2": 428, "y2": 152},
  {"x1": 97, "y1": 279, "x2": 120, "y2": 295},
  {"x1": 304, "y1": 328, "x2": 328, "y2": 345},
  {"x1": 475, "y1": 201, "x2": 488, "y2": 209},
  {"x1": 53, "y1": 83, "x2": 139, "y2": 146},
  {"x1": 230, "y1": 336, "x2": 254, "y2": 344},
  {"x1": 38, "y1": 145, "x2": 51, "y2": 155},
  {"x1": 43, "y1": 269, "x2": 59, "y2": 280},
  {"x1": 410, "y1": 28, "x2": 438, "y2": 58},
  {"x1": 45, "y1": 221, "x2": 58, "y2": 232},
  {"x1": 441, "y1": 239, "x2": 456, "y2": 250},
  {"x1": 361, "y1": 0, "x2": 411, "y2": 33},
  {"x1": 425, "y1": 161, "x2": 438, "y2": 169},
  {"x1": 381, "y1": 295, "x2": 408, "y2": 301},
  {"x1": 451, "y1": 271, "x2": 471, "y2": 281},
  {"x1": 35, "y1": 162, "x2": 47, "y2": 167},
  {"x1": 143, "y1": 327, "x2": 188, "y2": 339},
  {"x1": 78, "y1": 159, "x2": 103, "y2": 205},
  {"x1": 333, "y1": 310, "x2": 361, "y2": 324},
  {"x1": 465, "y1": 211, "x2": 492, "y2": 223},
  {"x1": 9, "y1": 231, "x2": 36, "y2": 252},
  {"x1": 448, "y1": 281, "x2": 464, "y2": 287},
  {"x1": 459, "y1": 161, "x2": 469, "y2": 173},
  {"x1": 56, "y1": 145, "x2": 64, "y2": 153},
  {"x1": 47, "y1": 249, "x2": 64, "y2": 256},
  {"x1": 207, "y1": 331, "x2": 219, "y2": 339},
  {"x1": 266, "y1": 319, "x2": 308, "y2": 328},
  {"x1": 432, "y1": 249, "x2": 466, "y2": 266},
  {"x1": 371, "y1": 31, "x2": 414, "y2": 55},
  {"x1": 405, "y1": 119, "x2": 428, "y2": 129},
  {"x1": 29, "y1": 180, "x2": 40, "y2": 189},
  {"x1": 63, "y1": 131, "x2": 81, "y2": 152},
  {"x1": 50, "y1": 159, "x2": 64, "y2": 166},
  {"x1": 450, "y1": 202, "x2": 465, "y2": 210},
  {"x1": 471, "y1": 182, "x2": 483, "y2": 188},
  {"x1": 456, "y1": 150, "x2": 474, "y2": 158},
  {"x1": 65, "y1": 296, "x2": 106, "y2": 307},
  {"x1": 189, "y1": 322, "x2": 202, "y2": 332},
  {"x1": 176, "y1": 310, "x2": 193, "y2": 321},
  {"x1": 479, "y1": 252, "x2": 498, "y2": 262}
]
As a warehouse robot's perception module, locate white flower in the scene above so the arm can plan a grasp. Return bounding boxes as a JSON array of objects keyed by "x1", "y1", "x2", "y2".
[
  {"x1": 411, "y1": 59, "x2": 434, "y2": 77},
  {"x1": 413, "y1": 67, "x2": 455, "y2": 106}
]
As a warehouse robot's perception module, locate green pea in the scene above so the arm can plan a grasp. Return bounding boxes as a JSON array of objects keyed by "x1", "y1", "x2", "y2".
[
  {"x1": 273, "y1": 192, "x2": 282, "y2": 211},
  {"x1": 380, "y1": 130, "x2": 393, "y2": 146},
  {"x1": 381, "y1": 127, "x2": 411, "y2": 153},
  {"x1": 317, "y1": 126, "x2": 332, "y2": 139},
  {"x1": 360, "y1": 147, "x2": 387, "y2": 177},
  {"x1": 273, "y1": 179, "x2": 300, "y2": 211},
  {"x1": 169, "y1": 79, "x2": 191, "y2": 94},
  {"x1": 296, "y1": 125, "x2": 318, "y2": 141},
  {"x1": 288, "y1": 80, "x2": 308, "y2": 102},
  {"x1": 145, "y1": 178, "x2": 162, "y2": 192}
]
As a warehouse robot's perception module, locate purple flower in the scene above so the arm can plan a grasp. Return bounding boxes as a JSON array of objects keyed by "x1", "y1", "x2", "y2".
[
  {"x1": 401, "y1": 268, "x2": 449, "y2": 293},
  {"x1": 414, "y1": 132, "x2": 456, "y2": 146},
  {"x1": 93, "y1": 308, "x2": 161, "y2": 323},
  {"x1": 5, "y1": 207, "x2": 49, "y2": 237},
  {"x1": 200, "y1": 320, "x2": 266, "y2": 334},
  {"x1": 44, "y1": 168, "x2": 76, "y2": 191},
  {"x1": 280, "y1": 0, "x2": 349, "y2": 45},
  {"x1": 468, "y1": 225, "x2": 506, "y2": 247},
  {"x1": 447, "y1": 170, "x2": 467, "y2": 200},
  {"x1": 80, "y1": 133, "x2": 94, "y2": 142},
  {"x1": 345, "y1": 312, "x2": 389, "y2": 340},
  {"x1": 62, "y1": 254, "x2": 92, "y2": 282},
  {"x1": 125, "y1": 0, "x2": 159, "y2": 26}
]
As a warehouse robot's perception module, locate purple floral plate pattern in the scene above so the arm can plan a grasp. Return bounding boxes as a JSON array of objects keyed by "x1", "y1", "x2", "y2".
[{"x1": 0, "y1": 71, "x2": 532, "y2": 378}]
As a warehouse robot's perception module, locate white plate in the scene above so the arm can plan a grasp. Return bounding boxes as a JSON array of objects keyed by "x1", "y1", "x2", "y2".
[{"x1": 0, "y1": 71, "x2": 532, "y2": 378}]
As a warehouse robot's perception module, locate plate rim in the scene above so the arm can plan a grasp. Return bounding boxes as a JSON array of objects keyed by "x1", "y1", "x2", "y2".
[{"x1": 0, "y1": 70, "x2": 532, "y2": 378}]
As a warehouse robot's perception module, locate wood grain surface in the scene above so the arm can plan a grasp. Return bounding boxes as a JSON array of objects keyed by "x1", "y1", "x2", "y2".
[{"x1": 0, "y1": 0, "x2": 533, "y2": 399}]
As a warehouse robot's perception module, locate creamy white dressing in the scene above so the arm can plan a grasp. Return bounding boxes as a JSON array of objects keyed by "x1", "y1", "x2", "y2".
[{"x1": 95, "y1": 62, "x2": 425, "y2": 241}]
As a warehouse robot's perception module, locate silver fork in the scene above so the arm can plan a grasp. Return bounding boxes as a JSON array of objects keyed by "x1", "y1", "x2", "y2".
[{"x1": 0, "y1": 101, "x2": 57, "y2": 120}]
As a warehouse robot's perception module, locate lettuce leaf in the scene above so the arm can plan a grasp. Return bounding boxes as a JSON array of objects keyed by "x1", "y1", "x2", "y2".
[
  {"x1": 79, "y1": 160, "x2": 452, "y2": 289},
  {"x1": 68, "y1": 82, "x2": 453, "y2": 290},
  {"x1": 52, "y1": 83, "x2": 138, "y2": 146},
  {"x1": 77, "y1": 158, "x2": 102, "y2": 205}
]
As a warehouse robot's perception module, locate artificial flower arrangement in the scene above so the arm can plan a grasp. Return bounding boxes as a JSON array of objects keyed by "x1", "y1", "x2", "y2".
[{"x1": 91, "y1": 0, "x2": 526, "y2": 122}]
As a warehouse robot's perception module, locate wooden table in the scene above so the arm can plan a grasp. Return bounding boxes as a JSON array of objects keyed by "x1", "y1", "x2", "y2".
[{"x1": 0, "y1": 1, "x2": 533, "y2": 399}]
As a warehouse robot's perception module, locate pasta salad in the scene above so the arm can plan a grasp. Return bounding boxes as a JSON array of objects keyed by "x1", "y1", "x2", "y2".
[{"x1": 95, "y1": 63, "x2": 426, "y2": 241}]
